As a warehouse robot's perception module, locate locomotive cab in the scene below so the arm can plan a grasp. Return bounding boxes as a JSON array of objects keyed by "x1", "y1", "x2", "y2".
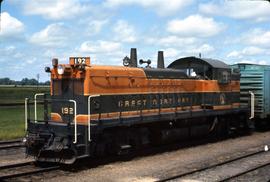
[
  {"x1": 167, "y1": 56, "x2": 233, "y2": 83},
  {"x1": 25, "y1": 57, "x2": 92, "y2": 164}
]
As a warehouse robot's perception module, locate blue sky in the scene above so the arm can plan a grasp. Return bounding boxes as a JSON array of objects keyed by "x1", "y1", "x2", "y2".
[{"x1": 1, "y1": 0, "x2": 270, "y2": 81}]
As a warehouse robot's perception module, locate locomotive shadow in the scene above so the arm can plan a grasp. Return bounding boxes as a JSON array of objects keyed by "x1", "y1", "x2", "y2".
[{"x1": 60, "y1": 131, "x2": 251, "y2": 172}]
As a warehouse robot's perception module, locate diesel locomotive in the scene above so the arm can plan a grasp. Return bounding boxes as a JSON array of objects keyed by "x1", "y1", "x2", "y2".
[{"x1": 24, "y1": 49, "x2": 252, "y2": 164}]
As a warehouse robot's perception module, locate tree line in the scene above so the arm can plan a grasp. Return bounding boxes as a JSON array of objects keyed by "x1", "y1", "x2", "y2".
[{"x1": 0, "y1": 77, "x2": 50, "y2": 85}]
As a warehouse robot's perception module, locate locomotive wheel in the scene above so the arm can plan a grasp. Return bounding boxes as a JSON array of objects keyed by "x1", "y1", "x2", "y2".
[
  {"x1": 149, "y1": 127, "x2": 162, "y2": 146},
  {"x1": 216, "y1": 116, "x2": 229, "y2": 139},
  {"x1": 34, "y1": 161, "x2": 51, "y2": 167}
]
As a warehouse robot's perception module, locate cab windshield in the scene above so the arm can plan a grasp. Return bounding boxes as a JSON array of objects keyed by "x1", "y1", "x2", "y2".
[{"x1": 52, "y1": 79, "x2": 84, "y2": 97}]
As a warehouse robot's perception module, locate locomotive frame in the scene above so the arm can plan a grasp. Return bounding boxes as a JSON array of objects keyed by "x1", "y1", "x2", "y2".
[{"x1": 24, "y1": 49, "x2": 252, "y2": 164}]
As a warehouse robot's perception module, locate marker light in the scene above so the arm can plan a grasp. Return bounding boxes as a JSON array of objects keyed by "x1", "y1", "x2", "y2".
[
  {"x1": 265, "y1": 145, "x2": 269, "y2": 152},
  {"x1": 22, "y1": 137, "x2": 27, "y2": 143},
  {"x1": 57, "y1": 65, "x2": 65, "y2": 75},
  {"x1": 45, "y1": 67, "x2": 51, "y2": 73}
]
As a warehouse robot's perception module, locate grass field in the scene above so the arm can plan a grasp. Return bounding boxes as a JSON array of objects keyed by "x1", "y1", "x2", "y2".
[
  {"x1": 0, "y1": 86, "x2": 50, "y2": 140},
  {"x1": 0, "y1": 106, "x2": 26, "y2": 139},
  {"x1": 0, "y1": 86, "x2": 50, "y2": 104},
  {"x1": 0, "y1": 105, "x2": 47, "y2": 140}
]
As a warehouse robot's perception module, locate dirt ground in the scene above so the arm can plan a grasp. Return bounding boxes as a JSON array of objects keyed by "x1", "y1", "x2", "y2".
[
  {"x1": 0, "y1": 148, "x2": 32, "y2": 166},
  {"x1": 43, "y1": 131, "x2": 270, "y2": 182}
]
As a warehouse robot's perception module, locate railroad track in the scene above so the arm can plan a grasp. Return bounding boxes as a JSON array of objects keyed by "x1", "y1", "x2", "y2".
[
  {"x1": 157, "y1": 145, "x2": 270, "y2": 182},
  {"x1": 0, "y1": 139, "x2": 24, "y2": 150},
  {"x1": 0, "y1": 161, "x2": 60, "y2": 181}
]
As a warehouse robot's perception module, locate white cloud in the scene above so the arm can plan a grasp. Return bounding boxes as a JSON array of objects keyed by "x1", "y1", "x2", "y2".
[
  {"x1": 2, "y1": 46, "x2": 16, "y2": 53},
  {"x1": 104, "y1": 0, "x2": 193, "y2": 16},
  {"x1": 226, "y1": 29, "x2": 270, "y2": 59},
  {"x1": 147, "y1": 43, "x2": 215, "y2": 66},
  {"x1": 194, "y1": 44, "x2": 215, "y2": 54},
  {"x1": 244, "y1": 29, "x2": 270, "y2": 48},
  {"x1": 26, "y1": 57, "x2": 37, "y2": 64},
  {"x1": 85, "y1": 19, "x2": 108, "y2": 36},
  {"x1": 79, "y1": 40, "x2": 122, "y2": 54},
  {"x1": 242, "y1": 46, "x2": 265, "y2": 56},
  {"x1": 22, "y1": 0, "x2": 88, "y2": 20},
  {"x1": 0, "y1": 12, "x2": 24, "y2": 37},
  {"x1": 0, "y1": 46, "x2": 15, "y2": 57},
  {"x1": 113, "y1": 20, "x2": 137, "y2": 43},
  {"x1": 167, "y1": 15, "x2": 224, "y2": 38},
  {"x1": 227, "y1": 51, "x2": 242, "y2": 59},
  {"x1": 227, "y1": 46, "x2": 266, "y2": 59},
  {"x1": 163, "y1": 48, "x2": 180, "y2": 59},
  {"x1": 199, "y1": 1, "x2": 270, "y2": 22},
  {"x1": 235, "y1": 59, "x2": 267, "y2": 65},
  {"x1": 258, "y1": 60, "x2": 267, "y2": 65},
  {"x1": 29, "y1": 23, "x2": 70, "y2": 47},
  {"x1": 145, "y1": 32, "x2": 215, "y2": 59},
  {"x1": 180, "y1": 44, "x2": 215, "y2": 57},
  {"x1": 155, "y1": 36, "x2": 198, "y2": 47},
  {"x1": 78, "y1": 40, "x2": 125, "y2": 65},
  {"x1": 0, "y1": 46, "x2": 25, "y2": 64}
]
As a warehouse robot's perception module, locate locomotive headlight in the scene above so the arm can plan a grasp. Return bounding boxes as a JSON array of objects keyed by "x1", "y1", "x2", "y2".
[
  {"x1": 57, "y1": 65, "x2": 65, "y2": 75},
  {"x1": 22, "y1": 137, "x2": 27, "y2": 143}
]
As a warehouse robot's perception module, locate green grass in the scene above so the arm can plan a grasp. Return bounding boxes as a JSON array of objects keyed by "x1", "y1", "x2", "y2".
[
  {"x1": 0, "y1": 105, "x2": 47, "y2": 140},
  {"x1": 0, "y1": 86, "x2": 50, "y2": 140},
  {"x1": 0, "y1": 86, "x2": 50, "y2": 104},
  {"x1": 0, "y1": 106, "x2": 26, "y2": 140}
]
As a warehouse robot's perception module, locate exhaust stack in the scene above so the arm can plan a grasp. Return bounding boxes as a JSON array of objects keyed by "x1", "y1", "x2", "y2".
[
  {"x1": 157, "y1": 51, "x2": 165, "y2": 69},
  {"x1": 130, "y1": 48, "x2": 138, "y2": 67}
]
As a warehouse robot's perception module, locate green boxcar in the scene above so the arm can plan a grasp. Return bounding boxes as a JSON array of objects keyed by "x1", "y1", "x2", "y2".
[{"x1": 231, "y1": 63, "x2": 270, "y2": 121}]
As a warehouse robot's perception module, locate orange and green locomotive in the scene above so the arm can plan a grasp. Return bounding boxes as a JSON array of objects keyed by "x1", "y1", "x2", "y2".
[{"x1": 24, "y1": 49, "x2": 251, "y2": 164}]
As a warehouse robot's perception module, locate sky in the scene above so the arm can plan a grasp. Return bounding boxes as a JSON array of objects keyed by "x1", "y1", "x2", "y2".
[{"x1": 1, "y1": 0, "x2": 270, "y2": 81}]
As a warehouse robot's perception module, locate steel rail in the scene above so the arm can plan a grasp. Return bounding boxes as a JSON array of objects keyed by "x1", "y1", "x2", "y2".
[
  {"x1": 156, "y1": 149, "x2": 267, "y2": 182},
  {"x1": 0, "y1": 162, "x2": 60, "y2": 180},
  {"x1": 0, "y1": 139, "x2": 22, "y2": 145},
  {"x1": 0, "y1": 161, "x2": 33, "y2": 170},
  {"x1": 0, "y1": 140, "x2": 24, "y2": 150},
  {"x1": 218, "y1": 162, "x2": 270, "y2": 182}
]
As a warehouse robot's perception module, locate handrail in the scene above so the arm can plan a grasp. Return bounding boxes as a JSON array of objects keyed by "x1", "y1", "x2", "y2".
[
  {"x1": 249, "y1": 91, "x2": 255, "y2": 119},
  {"x1": 25, "y1": 98, "x2": 29, "y2": 131},
  {"x1": 88, "y1": 95, "x2": 100, "y2": 142},
  {"x1": 34, "y1": 93, "x2": 45, "y2": 123},
  {"x1": 69, "y1": 100, "x2": 77, "y2": 144},
  {"x1": 158, "y1": 94, "x2": 161, "y2": 115}
]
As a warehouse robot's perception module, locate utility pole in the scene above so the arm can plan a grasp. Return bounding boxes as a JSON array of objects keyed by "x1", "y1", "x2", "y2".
[{"x1": 36, "y1": 74, "x2": 40, "y2": 89}]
